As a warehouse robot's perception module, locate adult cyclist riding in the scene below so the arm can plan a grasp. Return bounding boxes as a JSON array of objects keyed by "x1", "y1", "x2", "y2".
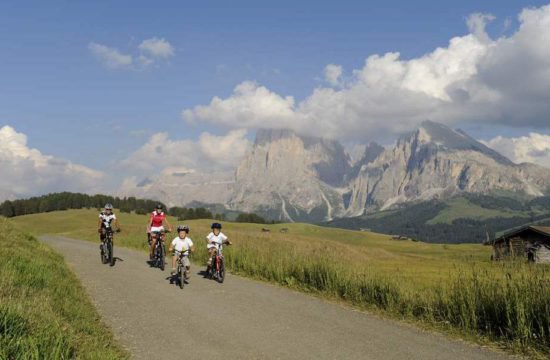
[
  {"x1": 148, "y1": 204, "x2": 172, "y2": 260},
  {"x1": 97, "y1": 203, "x2": 120, "y2": 244}
]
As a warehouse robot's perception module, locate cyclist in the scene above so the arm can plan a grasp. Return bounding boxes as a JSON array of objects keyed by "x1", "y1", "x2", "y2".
[
  {"x1": 206, "y1": 222, "x2": 232, "y2": 271},
  {"x1": 97, "y1": 203, "x2": 120, "y2": 245},
  {"x1": 148, "y1": 204, "x2": 172, "y2": 260},
  {"x1": 169, "y1": 225, "x2": 195, "y2": 277}
]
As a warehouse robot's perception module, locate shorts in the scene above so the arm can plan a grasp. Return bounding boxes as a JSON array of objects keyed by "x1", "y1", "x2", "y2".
[
  {"x1": 176, "y1": 253, "x2": 191, "y2": 268},
  {"x1": 150, "y1": 226, "x2": 164, "y2": 233}
]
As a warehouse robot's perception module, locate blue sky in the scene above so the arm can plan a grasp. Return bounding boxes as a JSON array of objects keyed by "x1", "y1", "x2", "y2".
[{"x1": 1, "y1": 0, "x2": 550, "y2": 198}]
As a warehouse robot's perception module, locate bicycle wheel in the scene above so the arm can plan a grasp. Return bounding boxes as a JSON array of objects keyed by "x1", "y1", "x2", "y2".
[
  {"x1": 159, "y1": 243, "x2": 165, "y2": 271},
  {"x1": 208, "y1": 256, "x2": 215, "y2": 279},
  {"x1": 218, "y1": 257, "x2": 225, "y2": 283},
  {"x1": 100, "y1": 243, "x2": 106, "y2": 264},
  {"x1": 108, "y1": 240, "x2": 115, "y2": 266},
  {"x1": 178, "y1": 264, "x2": 185, "y2": 289}
]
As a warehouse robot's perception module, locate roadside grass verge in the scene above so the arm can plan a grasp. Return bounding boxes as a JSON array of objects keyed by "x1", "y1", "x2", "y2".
[
  {"x1": 0, "y1": 218, "x2": 128, "y2": 359},
  {"x1": 14, "y1": 209, "x2": 550, "y2": 357}
]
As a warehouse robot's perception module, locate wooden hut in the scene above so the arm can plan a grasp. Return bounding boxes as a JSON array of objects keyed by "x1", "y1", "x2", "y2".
[{"x1": 490, "y1": 226, "x2": 550, "y2": 263}]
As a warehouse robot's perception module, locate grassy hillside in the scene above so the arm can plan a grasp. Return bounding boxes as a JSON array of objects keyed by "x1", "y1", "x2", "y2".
[
  {"x1": 327, "y1": 194, "x2": 550, "y2": 243},
  {"x1": 14, "y1": 209, "x2": 550, "y2": 357},
  {"x1": 0, "y1": 218, "x2": 127, "y2": 359},
  {"x1": 426, "y1": 197, "x2": 519, "y2": 224},
  {"x1": 14, "y1": 208, "x2": 489, "y2": 288}
]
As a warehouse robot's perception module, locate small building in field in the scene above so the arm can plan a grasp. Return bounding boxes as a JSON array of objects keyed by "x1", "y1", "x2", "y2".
[{"x1": 490, "y1": 225, "x2": 550, "y2": 263}]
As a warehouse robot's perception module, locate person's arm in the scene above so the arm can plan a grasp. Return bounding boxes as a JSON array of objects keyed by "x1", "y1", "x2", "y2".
[
  {"x1": 168, "y1": 239, "x2": 175, "y2": 252},
  {"x1": 164, "y1": 217, "x2": 172, "y2": 232},
  {"x1": 114, "y1": 215, "x2": 121, "y2": 231},
  {"x1": 206, "y1": 234, "x2": 213, "y2": 244},
  {"x1": 222, "y1": 233, "x2": 232, "y2": 245},
  {"x1": 97, "y1": 217, "x2": 102, "y2": 232},
  {"x1": 147, "y1": 213, "x2": 153, "y2": 227}
]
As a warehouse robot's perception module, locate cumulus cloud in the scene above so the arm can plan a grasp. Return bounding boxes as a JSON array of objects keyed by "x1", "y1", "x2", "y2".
[
  {"x1": 482, "y1": 133, "x2": 550, "y2": 168},
  {"x1": 324, "y1": 64, "x2": 343, "y2": 86},
  {"x1": 466, "y1": 13, "x2": 496, "y2": 43},
  {"x1": 120, "y1": 129, "x2": 251, "y2": 177},
  {"x1": 139, "y1": 37, "x2": 175, "y2": 59},
  {"x1": 0, "y1": 126, "x2": 105, "y2": 200},
  {"x1": 183, "y1": 5, "x2": 550, "y2": 142},
  {"x1": 89, "y1": 37, "x2": 174, "y2": 70},
  {"x1": 88, "y1": 42, "x2": 133, "y2": 69},
  {"x1": 182, "y1": 82, "x2": 297, "y2": 128}
]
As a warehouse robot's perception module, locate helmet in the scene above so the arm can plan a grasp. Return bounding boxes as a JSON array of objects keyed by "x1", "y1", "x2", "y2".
[
  {"x1": 211, "y1": 222, "x2": 222, "y2": 230},
  {"x1": 155, "y1": 204, "x2": 163, "y2": 210},
  {"x1": 104, "y1": 203, "x2": 113, "y2": 210},
  {"x1": 177, "y1": 225, "x2": 190, "y2": 233}
]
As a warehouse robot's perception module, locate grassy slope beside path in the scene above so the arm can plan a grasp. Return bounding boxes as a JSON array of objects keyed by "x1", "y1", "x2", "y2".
[{"x1": 0, "y1": 218, "x2": 128, "y2": 360}]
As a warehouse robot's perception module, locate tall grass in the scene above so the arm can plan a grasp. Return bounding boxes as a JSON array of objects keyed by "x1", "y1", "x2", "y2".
[
  {"x1": 0, "y1": 218, "x2": 127, "y2": 359},
  {"x1": 207, "y1": 235, "x2": 550, "y2": 355}
]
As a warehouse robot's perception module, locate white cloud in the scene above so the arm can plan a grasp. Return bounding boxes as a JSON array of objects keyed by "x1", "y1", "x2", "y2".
[
  {"x1": 466, "y1": 13, "x2": 496, "y2": 43},
  {"x1": 89, "y1": 37, "x2": 174, "y2": 70},
  {"x1": 183, "y1": 5, "x2": 550, "y2": 142},
  {"x1": 88, "y1": 42, "x2": 133, "y2": 69},
  {"x1": 138, "y1": 37, "x2": 174, "y2": 59},
  {"x1": 120, "y1": 129, "x2": 251, "y2": 177},
  {"x1": 182, "y1": 81, "x2": 297, "y2": 128},
  {"x1": 0, "y1": 126, "x2": 105, "y2": 200},
  {"x1": 324, "y1": 64, "x2": 343, "y2": 86},
  {"x1": 482, "y1": 133, "x2": 550, "y2": 168}
]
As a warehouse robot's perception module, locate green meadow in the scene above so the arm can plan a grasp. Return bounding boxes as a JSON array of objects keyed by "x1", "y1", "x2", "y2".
[
  {"x1": 13, "y1": 209, "x2": 550, "y2": 358},
  {"x1": 0, "y1": 217, "x2": 128, "y2": 360}
]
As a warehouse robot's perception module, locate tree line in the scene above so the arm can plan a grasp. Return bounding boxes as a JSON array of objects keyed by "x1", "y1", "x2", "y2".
[
  {"x1": 0, "y1": 192, "x2": 273, "y2": 224},
  {"x1": 0, "y1": 192, "x2": 167, "y2": 218}
]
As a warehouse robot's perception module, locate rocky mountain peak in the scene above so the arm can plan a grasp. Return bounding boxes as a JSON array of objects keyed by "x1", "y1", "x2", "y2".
[{"x1": 399, "y1": 120, "x2": 513, "y2": 166}]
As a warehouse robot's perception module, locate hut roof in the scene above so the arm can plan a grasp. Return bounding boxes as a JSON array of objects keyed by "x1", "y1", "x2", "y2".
[{"x1": 490, "y1": 225, "x2": 550, "y2": 245}]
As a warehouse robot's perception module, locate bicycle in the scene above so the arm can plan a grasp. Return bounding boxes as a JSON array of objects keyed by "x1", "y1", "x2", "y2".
[
  {"x1": 207, "y1": 244, "x2": 228, "y2": 283},
  {"x1": 100, "y1": 227, "x2": 120, "y2": 266},
  {"x1": 175, "y1": 252, "x2": 190, "y2": 289},
  {"x1": 151, "y1": 230, "x2": 169, "y2": 271}
]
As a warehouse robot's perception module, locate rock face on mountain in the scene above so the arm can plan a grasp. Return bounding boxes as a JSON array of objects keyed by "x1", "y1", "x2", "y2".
[
  {"x1": 346, "y1": 121, "x2": 550, "y2": 215},
  {"x1": 122, "y1": 170, "x2": 234, "y2": 208},
  {"x1": 229, "y1": 129, "x2": 351, "y2": 222},
  {"x1": 119, "y1": 122, "x2": 549, "y2": 222}
]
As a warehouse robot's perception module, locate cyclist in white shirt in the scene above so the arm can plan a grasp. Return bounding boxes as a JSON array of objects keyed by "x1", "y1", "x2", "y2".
[
  {"x1": 97, "y1": 203, "x2": 120, "y2": 243},
  {"x1": 169, "y1": 225, "x2": 195, "y2": 277},
  {"x1": 206, "y1": 222, "x2": 232, "y2": 269}
]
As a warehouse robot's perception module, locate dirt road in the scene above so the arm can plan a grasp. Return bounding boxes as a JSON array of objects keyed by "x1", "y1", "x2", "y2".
[{"x1": 42, "y1": 236, "x2": 514, "y2": 360}]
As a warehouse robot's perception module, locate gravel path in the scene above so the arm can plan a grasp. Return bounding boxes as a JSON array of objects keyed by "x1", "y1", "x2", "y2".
[{"x1": 42, "y1": 235, "x2": 515, "y2": 360}]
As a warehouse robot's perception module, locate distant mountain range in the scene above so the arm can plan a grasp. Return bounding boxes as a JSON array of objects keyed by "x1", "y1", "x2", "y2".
[{"x1": 125, "y1": 121, "x2": 550, "y2": 229}]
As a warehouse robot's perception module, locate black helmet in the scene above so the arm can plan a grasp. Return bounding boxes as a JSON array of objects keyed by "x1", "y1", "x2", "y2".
[
  {"x1": 211, "y1": 222, "x2": 222, "y2": 230},
  {"x1": 177, "y1": 225, "x2": 190, "y2": 233},
  {"x1": 155, "y1": 204, "x2": 163, "y2": 210}
]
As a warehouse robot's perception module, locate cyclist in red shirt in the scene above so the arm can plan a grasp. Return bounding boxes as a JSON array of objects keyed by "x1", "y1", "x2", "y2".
[{"x1": 148, "y1": 204, "x2": 172, "y2": 259}]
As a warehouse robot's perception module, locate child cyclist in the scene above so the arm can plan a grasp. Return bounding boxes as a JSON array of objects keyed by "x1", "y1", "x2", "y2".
[
  {"x1": 169, "y1": 225, "x2": 195, "y2": 278},
  {"x1": 206, "y1": 222, "x2": 232, "y2": 271}
]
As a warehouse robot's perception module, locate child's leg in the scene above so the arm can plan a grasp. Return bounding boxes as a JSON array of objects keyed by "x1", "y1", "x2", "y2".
[
  {"x1": 172, "y1": 255, "x2": 177, "y2": 271},
  {"x1": 207, "y1": 248, "x2": 215, "y2": 265},
  {"x1": 184, "y1": 257, "x2": 191, "y2": 278}
]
